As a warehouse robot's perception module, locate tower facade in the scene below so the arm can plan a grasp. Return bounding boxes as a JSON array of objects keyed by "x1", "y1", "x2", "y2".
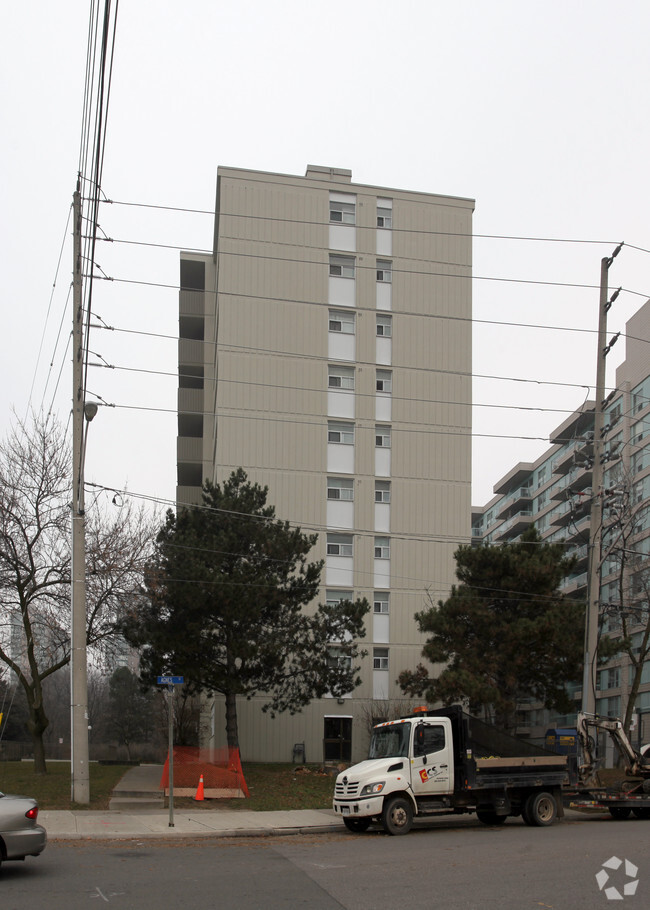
[{"x1": 177, "y1": 165, "x2": 474, "y2": 762}]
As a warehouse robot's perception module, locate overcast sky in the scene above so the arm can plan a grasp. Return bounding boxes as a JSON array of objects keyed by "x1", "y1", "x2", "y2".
[{"x1": 2, "y1": 0, "x2": 649, "y2": 518}]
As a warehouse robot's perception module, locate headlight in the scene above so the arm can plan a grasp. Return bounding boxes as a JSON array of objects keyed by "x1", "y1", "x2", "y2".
[{"x1": 360, "y1": 781, "x2": 385, "y2": 796}]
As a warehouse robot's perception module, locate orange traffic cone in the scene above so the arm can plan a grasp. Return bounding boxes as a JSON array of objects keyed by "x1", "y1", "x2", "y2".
[{"x1": 194, "y1": 774, "x2": 205, "y2": 801}]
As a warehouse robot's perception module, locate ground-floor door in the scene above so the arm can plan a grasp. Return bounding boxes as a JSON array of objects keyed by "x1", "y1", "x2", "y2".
[{"x1": 323, "y1": 715, "x2": 352, "y2": 762}]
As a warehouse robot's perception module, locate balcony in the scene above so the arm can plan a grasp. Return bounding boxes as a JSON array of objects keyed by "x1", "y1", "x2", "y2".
[
  {"x1": 497, "y1": 487, "x2": 534, "y2": 521},
  {"x1": 562, "y1": 572, "x2": 588, "y2": 594},
  {"x1": 496, "y1": 510, "x2": 534, "y2": 538}
]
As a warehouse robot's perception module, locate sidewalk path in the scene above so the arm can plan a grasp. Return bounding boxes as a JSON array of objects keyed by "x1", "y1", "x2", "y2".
[{"x1": 39, "y1": 807, "x2": 343, "y2": 840}]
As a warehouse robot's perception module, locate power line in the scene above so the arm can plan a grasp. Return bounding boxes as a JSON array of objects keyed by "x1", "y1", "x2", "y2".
[
  {"x1": 89, "y1": 317, "x2": 609, "y2": 396},
  {"x1": 99, "y1": 195, "x2": 632, "y2": 251}
]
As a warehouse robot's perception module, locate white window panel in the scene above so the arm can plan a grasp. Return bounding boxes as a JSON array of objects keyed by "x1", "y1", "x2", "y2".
[
  {"x1": 373, "y1": 668, "x2": 389, "y2": 700},
  {"x1": 376, "y1": 394, "x2": 391, "y2": 422},
  {"x1": 376, "y1": 335, "x2": 392, "y2": 366},
  {"x1": 376, "y1": 281, "x2": 392, "y2": 310},
  {"x1": 328, "y1": 389, "x2": 355, "y2": 419},
  {"x1": 375, "y1": 445, "x2": 391, "y2": 477},
  {"x1": 373, "y1": 612, "x2": 390, "y2": 644}
]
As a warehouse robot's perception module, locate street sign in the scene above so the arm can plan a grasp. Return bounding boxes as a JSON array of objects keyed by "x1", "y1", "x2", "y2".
[{"x1": 157, "y1": 676, "x2": 184, "y2": 685}]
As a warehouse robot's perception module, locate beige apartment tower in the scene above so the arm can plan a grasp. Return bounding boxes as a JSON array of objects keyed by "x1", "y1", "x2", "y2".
[{"x1": 177, "y1": 165, "x2": 474, "y2": 763}]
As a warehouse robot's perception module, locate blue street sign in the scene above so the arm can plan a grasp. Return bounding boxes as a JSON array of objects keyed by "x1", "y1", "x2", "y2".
[{"x1": 157, "y1": 676, "x2": 184, "y2": 685}]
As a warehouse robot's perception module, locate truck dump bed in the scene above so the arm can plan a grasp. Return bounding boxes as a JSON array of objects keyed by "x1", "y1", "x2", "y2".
[{"x1": 408, "y1": 706, "x2": 569, "y2": 783}]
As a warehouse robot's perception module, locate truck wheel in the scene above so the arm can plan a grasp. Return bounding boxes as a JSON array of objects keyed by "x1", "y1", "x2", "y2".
[
  {"x1": 632, "y1": 807, "x2": 650, "y2": 820},
  {"x1": 476, "y1": 811, "x2": 507, "y2": 826},
  {"x1": 524, "y1": 792, "x2": 557, "y2": 827},
  {"x1": 609, "y1": 807, "x2": 632, "y2": 820},
  {"x1": 343, "y1": 817, "x2": 371, "y2": 833},
  {"x1": 381, "y1": 796, "x2": 413, "y2": 835}
]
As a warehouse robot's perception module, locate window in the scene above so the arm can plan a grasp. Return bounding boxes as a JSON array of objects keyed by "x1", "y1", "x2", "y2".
[
  {"x1": 413, "y1": 725, "x2": 446, "y2": 757},
  {"x1": 374, "y1": 536, "x2": 390, "y2": 559},
  {"x1": 328, "y1": 365, "x2": 355, "y2": 390},
  {"x1": 376, "y1": 260, "x2": 392, "y2": 282},
  {"x1": 327, "y1": 533, "x2": 353, "y2": 557},
  {"x1": 328, "y1": 421, "x2": 354, "y2": 445},
  {"x1": 330, "y1": 200, "x2": 355, "y2": 225},
  {"x1": 375, "y1": 480, "x2": 391, "y2": 503},
  {"x1": 377, "y1": 207, "x2": 392, "y2": 229},
  {"x1": 373, "y1": 592, "x2": 389, "y2": 613},
  {"x1": 329, "y1": 254, "x2": 355, "y2": 278},
  {"x1": 376, "y1": 425, "x2": 391, "y2": 448},
  {"x1": 376, "y1": 314, "x2": 392, "y2": 337},
  {"x1": 376, "y1": 370, "x2": 392, "y2": 393},
  {"x1": 327, "y1": 646, "x2": 352, "y2": 670},
  {"x1": 329, "y1": 310, "x2": 355, "y2": 334},
  {"x1": 326, "y1": 589, "x2": 353, "y2": 607},
  {"x1": 373, "y1": 647, "x2": 389, "y2": 670},
  {"x1": 327, "y1": 477, "x2": 354, "y2": 501}
]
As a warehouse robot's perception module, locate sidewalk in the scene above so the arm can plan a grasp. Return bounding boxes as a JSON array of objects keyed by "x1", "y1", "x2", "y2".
[
  {"x1": 40, "y1": 764, "x2": 344, "y2": 840},
  {"x1": 39, "y1": 807, "x2": 343, "y2": 840}
]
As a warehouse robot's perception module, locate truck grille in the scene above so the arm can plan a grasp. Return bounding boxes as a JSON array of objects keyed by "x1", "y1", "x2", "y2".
[{"x1": 335, "y1": 779, "x2": 360, "y2": 797}]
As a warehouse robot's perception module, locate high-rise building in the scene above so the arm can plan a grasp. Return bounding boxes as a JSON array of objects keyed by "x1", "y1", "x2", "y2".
[
  {"x1": 472, "y1": 299, "x2": 650, "y2": 744},
  {"x1": 177, "y1": 165, "x2": 474, "y2": 762}
]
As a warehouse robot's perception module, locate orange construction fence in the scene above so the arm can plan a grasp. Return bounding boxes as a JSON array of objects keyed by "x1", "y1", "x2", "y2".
[{"x1": 159, "y1": 746, "x2": 249, "y2": 797}]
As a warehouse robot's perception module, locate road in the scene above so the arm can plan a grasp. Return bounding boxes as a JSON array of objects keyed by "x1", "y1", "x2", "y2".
[{"x1": 1, "y1": 814, "x2": 646, "y2": 909}]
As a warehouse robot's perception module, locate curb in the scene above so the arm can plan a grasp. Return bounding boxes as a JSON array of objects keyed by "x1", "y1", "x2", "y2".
[{"x1": 48, "y1": 824, "x2": 344, "y2": 842}]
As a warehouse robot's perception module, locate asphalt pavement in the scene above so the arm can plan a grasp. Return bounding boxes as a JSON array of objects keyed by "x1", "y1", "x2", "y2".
[{"x1": 40, "y1": 763, "x2": 344, "y2": 840}]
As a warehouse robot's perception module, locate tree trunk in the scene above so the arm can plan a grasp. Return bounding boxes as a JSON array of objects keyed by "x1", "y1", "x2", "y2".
[
  {"x1": 224, "y1": 690, "x2": 239, "y2": 751},
  {"x1": 27, "y1": 702, "x2": 50, "y2": 775}
]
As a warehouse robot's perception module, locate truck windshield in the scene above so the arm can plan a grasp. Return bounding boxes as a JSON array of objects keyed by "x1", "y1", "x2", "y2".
[{"x1": 368, "y1": 723, "x2": 411, "y2": 759}]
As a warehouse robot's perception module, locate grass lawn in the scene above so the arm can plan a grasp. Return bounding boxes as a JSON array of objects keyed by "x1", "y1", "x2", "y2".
[
  {"x1": 0, "y1": 762, "x2": 131, "y2": 810},
  {"x1": 172, "y1": 763, "x2": 336, "y2": 812},
  {"x1": 0, "y1": 761, "x2": 337, "y2": 812}
]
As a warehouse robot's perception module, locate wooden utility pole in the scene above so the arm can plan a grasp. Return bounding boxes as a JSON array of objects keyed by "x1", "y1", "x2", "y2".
[
  {"x1": 582, "y1": 247, "x2": 622, "y2": 716},
  {"x1": 71, "y1": 180, "x2": 90, "y2": 804}
]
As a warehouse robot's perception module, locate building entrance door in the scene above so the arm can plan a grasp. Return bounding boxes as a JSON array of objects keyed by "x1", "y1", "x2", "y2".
[{"x1": 323, "y1": 716, "x2": 352, "y2": 762}]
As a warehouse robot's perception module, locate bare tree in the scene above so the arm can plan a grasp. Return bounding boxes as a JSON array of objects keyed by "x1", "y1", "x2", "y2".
[
  {"x1": 0, "y1": 413, "x2": 155, "y2": 773},
  {"x1": 599, "y1": 474, "x2": 650, "y2": 737}
]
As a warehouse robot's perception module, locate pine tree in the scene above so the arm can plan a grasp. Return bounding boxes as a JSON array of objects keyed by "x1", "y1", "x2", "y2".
[
  {"x1": 399, "y1": 527, "x2": 583, "y2": 730},
  {"x1": 124, "y1": 469, "x2": 369, "y2": 751}
]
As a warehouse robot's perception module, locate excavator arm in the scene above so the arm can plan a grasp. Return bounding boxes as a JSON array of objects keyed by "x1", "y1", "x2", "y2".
[{"x1": 577, "y1": 712, "x2": 650, "y2": 781}]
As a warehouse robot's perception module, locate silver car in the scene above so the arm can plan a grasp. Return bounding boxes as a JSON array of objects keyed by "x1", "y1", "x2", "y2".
[{"x1": 0, "y1": 792, "x2": 47, "y2": 869}]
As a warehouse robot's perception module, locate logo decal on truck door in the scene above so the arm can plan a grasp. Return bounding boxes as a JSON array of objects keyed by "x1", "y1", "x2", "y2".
[{"x1": 419, "y1": 764, "x2": 448, "y2": 783}]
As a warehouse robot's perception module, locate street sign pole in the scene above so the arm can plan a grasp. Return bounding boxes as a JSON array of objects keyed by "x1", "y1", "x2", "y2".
[
  {"x1": 157, "y1": 676, "x2": 184, "y2": 828},
  {"x1": 168, "y1": 684, "x2": 174, "y2": 828}
]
